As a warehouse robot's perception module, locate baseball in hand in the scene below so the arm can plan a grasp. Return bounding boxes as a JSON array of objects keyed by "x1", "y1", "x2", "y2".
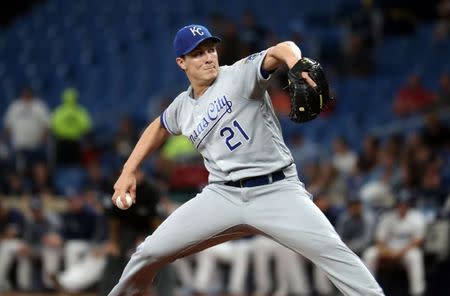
[{"x1": 116, "y1": 193, "x2": 133, "y2": 210}]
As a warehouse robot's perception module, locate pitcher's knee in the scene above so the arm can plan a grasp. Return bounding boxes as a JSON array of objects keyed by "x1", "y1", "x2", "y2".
[
  {"x1": 133, "y1": 236, "x2": 176, "y2": 267},
  {"x1": 307, "y1": 234, "x2": 347, "y2": 257}
]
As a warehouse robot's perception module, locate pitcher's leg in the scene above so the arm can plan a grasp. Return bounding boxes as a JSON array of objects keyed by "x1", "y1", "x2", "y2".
[
  {"x1": 108, "y1": 185, "x2": 247, "y2": 296},
  {"x1": 247, "y1": 181, "x2": 384, "y2": 296},
  {"x1": 313, "y1": 265, "x2": 333, "y2": 295}
]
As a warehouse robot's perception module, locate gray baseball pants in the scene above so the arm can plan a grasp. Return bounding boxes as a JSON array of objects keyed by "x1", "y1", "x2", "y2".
[{"x1": 108, "y1": 176, "x2": 384, "y2": 296}]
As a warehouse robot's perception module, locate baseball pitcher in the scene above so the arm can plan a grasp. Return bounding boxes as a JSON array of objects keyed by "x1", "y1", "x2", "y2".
[{"x1": 109, "y1": 24, "x2": 384, "y2": 296}]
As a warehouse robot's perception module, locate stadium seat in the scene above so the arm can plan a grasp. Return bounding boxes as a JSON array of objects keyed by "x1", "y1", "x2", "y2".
[{"x1": 53, "y1": 166, "x2": 87, "y2": 196}]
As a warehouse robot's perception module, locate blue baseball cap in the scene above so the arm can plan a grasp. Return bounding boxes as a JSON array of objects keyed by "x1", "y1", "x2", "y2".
[{"x1": 174, "y1": 24, "x2": 221, "y2": 57}]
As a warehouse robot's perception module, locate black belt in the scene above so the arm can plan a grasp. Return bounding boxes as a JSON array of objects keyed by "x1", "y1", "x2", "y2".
[{"x1": 224, "y1": 169, "x2": 285, "y2": 188}]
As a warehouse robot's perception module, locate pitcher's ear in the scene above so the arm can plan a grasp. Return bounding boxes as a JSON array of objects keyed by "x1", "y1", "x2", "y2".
[{"x1": 176, "y1": 56, "x2": 186, "y2": 70}]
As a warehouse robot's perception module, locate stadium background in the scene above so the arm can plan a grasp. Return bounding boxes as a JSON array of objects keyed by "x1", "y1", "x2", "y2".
[{"x1": 0, "y1": 0, "x2": 449, "y2": 295}]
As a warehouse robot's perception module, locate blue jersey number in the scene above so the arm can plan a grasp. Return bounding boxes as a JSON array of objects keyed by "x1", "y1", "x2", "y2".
[{"x1": 220, "y1": 120, "x2": 250, "y2": 151}]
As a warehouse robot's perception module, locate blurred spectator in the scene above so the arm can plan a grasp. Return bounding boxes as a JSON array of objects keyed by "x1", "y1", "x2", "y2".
[
  {"x1": 3, "y1": 86, "x2": 50, "y2": 174},
  {"x1": 359, "y1": 144, "x2": 398, "y2": 212},
  {"x1": 80, "y1": 132, "x2": 101, "y2": 167},
  {"x1": 14, "y1": 199, "x2": 62, "y2": 290},
  {"x1": 347, "y1": 159, "x2": 372, "y2": 198},
  {"x1": 338, "y1": 32, "x2": 375, "y2": 77},
  {"x1": 238, "y1": 10, "x2": 267, "y2": 56},
  {"x1": 403, "y1": 137, "x2": 435, "y2": 191},
  {"x1": 51, "y1": 87, "x2": 92, "y2": 166},
  {"x1": 114, "y1": 117, "x2": 139, "y2": 163},
  {"x1": 3, "y1": 171, "x2": 30, "y2": 196},
  {"x1": 215, "y1": 18, "x2": 242, "y2": 66},
  {"x1": 60, "y1": 192, "x2": 99, "y2": 271},
  {"x1": 421, "y1": 113, "x2": 450, "y2": 150},
  {"x1": 405, "y1": 130, "x2": 425, "y2": 153},
  {"x1": 0, "y1": 135, "x2": 12, "y2": 189},
  {"x1": 331, "y1": 136, "x2": 357, "y2": 176},
  {"x1": 193, "y1": 238, "x2": 252, "y2": 295},
  {"x1": 314, "y1": 192, "x2": 342, "y2": 232},
  {"x1": 29, "y1": 162, "x2": 54, "y2": 196},
  {"x1": 309, "y1": 163, "x2": 348, "y2": 209},
  {"x1": 340, "y1": 0, "x2": 381, "y2": 48},
  {"x1": 156, "y1": 135, "x2": 206, "y2": 193},
  {"x1": 417, "y1": 162, "x2": 447, "y2": 222},
  {"x1": 262, "y1": 29, "x2": 282, "y2": 50},
  {"x1": 379, "y1": 1, "x2": 418, "y2": 35},
  {"x1": 172, "y1": 255, "x2": 196, "y2": 295},
  {"x1": 359, "y1": 180, "x2": 395, "y2": 214},
  {"x1": 50, "y1": 192, "x2": 108, "y2": 293},
  {"x1": 288, "y1": 19, "x2": 320, "y2": 58},
  {"x1": 99, "y1": 169, "x2": 175, "y2": 296},
  {"x1": 434, "y1": 72, "x2": 450, "y2": 109},
  {"x1": 302, "y1": 161, "x2": 321, "y2": 187},
  {"x1": 84, "y1": 161, "x2": 113, "y2": 197},
  {"x1": 323, "y1": 163, "x2": 349, "y2": 208},
  {"x1": 357, "y1": 135, "x2": 380, "y2": 174},
  {"x1": 393, "y1": 74, "x2": 436, "y2": 117},
  {"x1": 442, "y1": 193, "x2": 450, "y2": 217},
  {"x1": 160, "y1": 135, "x2": 199, "y2": 163},
  {"x1": 371, "y1": 143, "x2": 402, "y2": 189},
  {"x1": 289, "y1": 133, "x2": 324, "y2": 171},
  {"x1": 252, "y1": 235, "x2": 310, "y2": 296},
  {"x1": 209, "y1": 12, "x2": 227, "y2": 37},
  {"x1": 434, "y1": 0, "x2": 450, "y2": 39},
  {"x1": 441, "y1": 144, "x2": 450, "y2": 189},
  {"x1": 336, "y1": 196, "x2": 376, "y2": 256},
  {"x1": 384, "y1": 134, "x2": 403, "y2": 163},
  {"x1": 0, "y1": 200, "x2": 26, "y2": 291},
  {"x1": 363, "y1": 190, "x2": 426, "y2": 296}
]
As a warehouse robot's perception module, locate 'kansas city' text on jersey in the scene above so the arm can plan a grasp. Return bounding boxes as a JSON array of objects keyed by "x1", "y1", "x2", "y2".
[{"x1": 160, "y1": 50, "x2": 297, "y2": 183}]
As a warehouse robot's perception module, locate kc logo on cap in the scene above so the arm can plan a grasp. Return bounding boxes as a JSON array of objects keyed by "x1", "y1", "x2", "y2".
[
  {"x1": 174, "y1": 24, "x2": 221, "y2": 57},
  {"x1": 189, "y1": 26, "x2": 204, "y2": 36}
]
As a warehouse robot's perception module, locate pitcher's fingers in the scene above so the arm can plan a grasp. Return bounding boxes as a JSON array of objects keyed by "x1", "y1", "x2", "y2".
[
  {"x1": 112, "y1": 190, "x2": 126, "y2": 206},
  {"x1": 111, "y1": 191, "x2": 119, "y2": 206},
  {"x1": 119, "y1": 190, "x2": 128, "y2": 206},
  {"x1": 301, "y1": 72, "x2": 317, "y2": 88},
  {"x1": 129, "y1": 187, "x2": 137, "y2": 204}
]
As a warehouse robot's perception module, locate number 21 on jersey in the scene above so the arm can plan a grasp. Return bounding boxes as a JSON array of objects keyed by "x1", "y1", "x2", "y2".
[{"x1": 220, "y1": 120, "x2": 250, "y2": 151}]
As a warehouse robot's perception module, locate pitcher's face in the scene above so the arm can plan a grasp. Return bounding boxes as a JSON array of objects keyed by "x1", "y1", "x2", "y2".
[{"x1": 177, "y1": 41, "x2": 219, "y2": 85}]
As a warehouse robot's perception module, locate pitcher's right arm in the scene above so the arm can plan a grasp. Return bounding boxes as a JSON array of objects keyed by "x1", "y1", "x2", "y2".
[{"x1": 112, "y1": 117, "x2": 170, "y2": 207}]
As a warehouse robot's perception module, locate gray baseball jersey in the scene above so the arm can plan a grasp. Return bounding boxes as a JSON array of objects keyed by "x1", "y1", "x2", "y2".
[{"x1": 161, "y1": 50, "x2": 297, "y2": 183}]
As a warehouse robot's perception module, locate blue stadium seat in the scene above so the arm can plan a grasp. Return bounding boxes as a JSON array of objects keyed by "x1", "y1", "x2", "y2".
[{"x1": 53, "y1": 166, "x2": 87, "y2": 196}]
